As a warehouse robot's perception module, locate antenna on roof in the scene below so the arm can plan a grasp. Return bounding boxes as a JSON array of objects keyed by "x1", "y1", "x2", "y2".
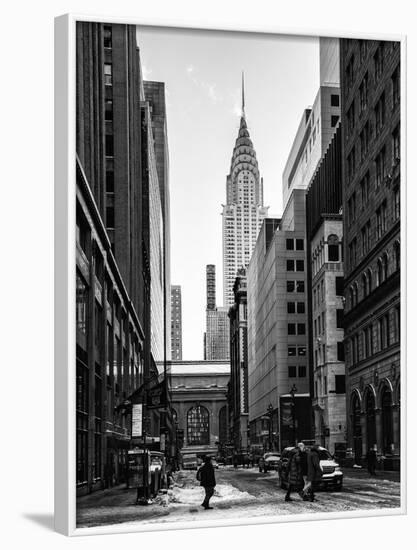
[{"x1": 241, "y1": 71, "x2": 245, "y2": 118}]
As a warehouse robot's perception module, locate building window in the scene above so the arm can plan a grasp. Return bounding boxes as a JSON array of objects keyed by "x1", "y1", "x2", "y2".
[
  {"x1": 331, "y1": 115, "x2": 339, "y2": 127},
  {"x1": 335, "y1": 375, "x2": 346, "y2": 394},
  {"x1": 297, "y1": 323, "x2": 306, "y2": 335},
  {"x1": 105, "y1": 99, "x2": 113, "y2": 121},
  {"x1": 349, "y1": 237, "x2": 357, "y2": 268},
  {"x1": 392, "y1": 66, "x2": 400, "y2": 107},
  {"x1": 106, "y1": 206, "x2": 115, "y2": 229},
  {"x1": 337, "y1": 342, "x2": 345, "y2": 361},
  {"x1": 376, "y1": 201, "x2": 387, "y2": 239},
  {"x1": 187, "y1": 405, "x2": 209, "y2": 446},
  {"x1": 104, "y1": 63, "x2": 112, "y2": 86},
  {"x1": 288, "y1": 323, "x2": 296, "y2": 335},
  {"x1": 336, "y1": 309, "x2": 344, "y2": 329},
  {"x1": 106, "y1": 170, "x2": 114, "y2": 193},
  {"x1": 297, "y1": 302, "x2": 305, "y2": 314},
  {"x1": 288, "y1": 366, "x2": 297, "y2": 378},
  {"x1": 347, "y1": 101, "x2": 355, "y2": 138},
  {"x1": 103, "y1": 26, "x2": 112, "y2": 48},
  {"x1": 331, "y1": 94, "x2": 340, "y2": 107},
  {"x1": 374, "y1": 43, "x2": 384, "y2": 82},
  {"x1": 297, "y1": 280, "x2": 305, "y2": 293},
  {"x1": 394, "y1": 240, "x2": 400, "y2": 270},
  {"x1": 296, "y1": 239, "x2": 304, "y2": 251},
  {"x1": 328, "y1": 244, "x2": 339, "y2": 262},
  {"x1": 287, "y1": 302, "x2": 296, "y2": 314},
  {"x1": 375, "y1": 147, "x2": 386, "y2": 187},
  {"x1": 287, "y1": 260, "x2": 295, "y2": 271},
  {"x1": 347, "y1": 147, "x2": 356, "y2": 182},
  {"x1": 392, "y1": 125, "x2": 400, "y2": 163},
  {"x1": 288, "y1": 346, "x2": 297, "y2": 356},
  {"x1": 336, "y1": 277, "x2": 344, "y2": 296},
  {"x1": 298, "y1": 346, "x2": 306, "y2": 356},
  {"x1": 360, "y1": 122, "x2": 370, "y2": 162},
  {"x1": 76, "y1": 359, "x2": 89, "y2": 485},
  {"x1": 76, "y1": 273, "x2": 88, "y2": 342},
  {"x1": 286, "y1": 239, "x2": 294, "y2": 250},
  {"x1": 298, "y1": 366, "x2": 307, "y2": 378},
  {"x1": 375, "y1": 92, "x2": 386, "y2": 135},
  {"x1": 360, "y1": 172, "x2": 370, "y2": 208},
  {"x1": 361, "y1": 221, "x2": 371, "y2": 255},
  {"x1": 287, "y1": 281, "x2": 295, "y2": 292},
  {"x1": 346, "y1": 54, "x2": 355, "y2": 90},
  {"x1": 296, "y1": 260, "x2": 304, "y2": 272},
  {"x1": 359, "y1": 72, "x2": 369, "y2": 113},
  {"x1": 105, "y1": 134, "x2": 114, "y2": 157}
]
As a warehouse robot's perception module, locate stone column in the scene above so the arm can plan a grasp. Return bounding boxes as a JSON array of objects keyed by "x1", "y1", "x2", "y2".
[
  {"x1": 360, "y1": 413, "x2": 367, "y2": 459},
  {"x1": 375, "y1": 408, "x2": 383, "y2": 454}
]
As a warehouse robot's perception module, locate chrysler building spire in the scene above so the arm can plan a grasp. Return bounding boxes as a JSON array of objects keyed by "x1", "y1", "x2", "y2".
[{"x1": 221, "y1": 76, "x2": 269, "y2": 306}]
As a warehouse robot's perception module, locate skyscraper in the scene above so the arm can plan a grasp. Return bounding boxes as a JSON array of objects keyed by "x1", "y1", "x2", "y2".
[
  {"x1": 222, "y1": 75, "x2": 269, "y2": 307},
  {"x1": 171, "y1": 285, "x2": 183, "y2": 360},
  {"x1": 205, "y1": 265, "x2": 230, "y2": 360}
]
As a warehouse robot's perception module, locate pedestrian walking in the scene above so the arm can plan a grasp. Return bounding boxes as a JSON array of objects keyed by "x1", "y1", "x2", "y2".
[
  {"x1": 366, "y1": 445, "x2": 378, "y2": 475},
  {"x1": 285, "y1": 444, "x2": 304, "y2": 502},
  {"x1": 304, "y1": 445, "x2": 322, "y2": 502},
  {"x1": 198, "y1": 456, "x2": 216, "y2": 509}
]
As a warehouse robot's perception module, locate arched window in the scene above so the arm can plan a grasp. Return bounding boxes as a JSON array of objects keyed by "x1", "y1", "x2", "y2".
[
  {"x1": 187, "y1": 405, "x2": 209, "y2": 446},
  {"x1": 362, "y1": 272, "x2": 368, "y2": 297},
  {"x1": 353, "y1": 282, "x2": 358, "y2": 306},
  {"x1": 219, "y1": 406, "x2": 227, "y2": 445},
  {"x1": 394, "y1": 241, "x2": 400, "y2": 271},
  {"x1": 382, "y1": 253, "x2": 389, "y2": 280},
  {"x1": 367, "y1": 268, "x2": 373, "y2": 293},
  {"x1": 349, "y1": 286, "x2": 354, "y2": 309},
  {"x1": 377, "y1": 258, "x2": 383, "y2": 286}
]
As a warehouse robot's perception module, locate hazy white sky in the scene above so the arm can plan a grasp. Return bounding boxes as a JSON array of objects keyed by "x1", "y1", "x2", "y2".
[{"x1": 137, "y1": 26, "x2": 319, "y2": 360}]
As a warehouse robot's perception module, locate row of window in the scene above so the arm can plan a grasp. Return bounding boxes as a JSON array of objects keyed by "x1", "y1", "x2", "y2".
[
  {"x1": 314, "y1": 374, "x2": 346, "y2": 398},
  {"x1": 347, "y1": 305, "x2": 400, "y2": 366},
  {"x1": 288, "y1": 365, "x2": 307, "y2": 378},
  {"x1": 348, "y1": 240, "x2": 400, "y2": 309}
]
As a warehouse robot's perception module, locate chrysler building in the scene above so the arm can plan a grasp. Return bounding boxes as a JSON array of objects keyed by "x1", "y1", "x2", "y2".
[{"x1": 222, "y1": 75, "x2": 269, "y2": 306}]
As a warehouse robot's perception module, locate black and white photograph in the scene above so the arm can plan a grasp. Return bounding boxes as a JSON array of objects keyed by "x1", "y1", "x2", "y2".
[{"x1": 71, "y1": 16, "x2": 404, "y2": 534}]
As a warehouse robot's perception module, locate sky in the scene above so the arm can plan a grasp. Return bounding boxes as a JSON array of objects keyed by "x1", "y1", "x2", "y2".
[{"x1": 136, "y1": 26, "x2": 320, "y2": 360}]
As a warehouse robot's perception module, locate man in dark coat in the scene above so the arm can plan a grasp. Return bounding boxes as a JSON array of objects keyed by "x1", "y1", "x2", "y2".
[
  {"x1": 198, "y1": 456, "x2": 216, "y2": 509},
  {"x1": 305, "y1": 445, "x2": 322, "y2": 502},
  {"x1": 285, "y1": 443, "x2": 306, "y2": 502},
  {"x1": 366, "y1": 446, "x2": 378, "y2": 475}
]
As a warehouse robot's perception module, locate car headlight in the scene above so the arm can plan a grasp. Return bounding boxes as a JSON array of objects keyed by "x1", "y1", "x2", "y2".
[{"x1": 334, "y1": 466, "x2": 341, "y2": 472}]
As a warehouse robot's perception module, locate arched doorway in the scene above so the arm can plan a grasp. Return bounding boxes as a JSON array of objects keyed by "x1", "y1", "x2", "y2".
[
  {"x1": 352, "y1": 393, "x2": 362, "y2": 464},
  {"x1": 381, "y1": 387, "x2": 393, "y2": 454},
  {"x1": 365, "y1": 389, "x2": 376, "y2": 449}
]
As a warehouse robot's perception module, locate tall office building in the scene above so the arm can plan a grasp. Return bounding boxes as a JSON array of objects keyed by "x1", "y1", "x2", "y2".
[
  {"x1": 205, "y1": 265, "x2": 230, "y2": 360},
  {"x1": 222, "y1": 76, "x2": 269, "y2": 307},
  {"x1": 171, "y1": 285, "x2": 183, "y2": 360},
  {"x1": 340, "y1": 39, "x2": 400, "y2": 469}
]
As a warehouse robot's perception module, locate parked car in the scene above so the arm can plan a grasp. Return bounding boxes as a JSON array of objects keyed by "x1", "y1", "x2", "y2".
[
  {"x1": 278, "y1": 446, "x2": 343, "y2": 491},
  {"x1": 182, "y1": 455, "x2": 198, "y2": 470},
  {"x1": 258, "y1": 452, "x2": 281, "y2": 473}
]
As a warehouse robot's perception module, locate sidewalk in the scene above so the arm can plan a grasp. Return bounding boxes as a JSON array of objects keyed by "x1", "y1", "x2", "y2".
[{"x1": 343, "y1": 467, "x2": 400, "y2": 483}]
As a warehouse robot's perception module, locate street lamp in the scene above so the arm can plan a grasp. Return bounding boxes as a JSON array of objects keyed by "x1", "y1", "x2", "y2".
[
  {"x1": 267, "y1": 403, "x2": 274, "y2": 451},
  {"x1": 289, "y1": 384, "x2": 298, "y2": 446}
]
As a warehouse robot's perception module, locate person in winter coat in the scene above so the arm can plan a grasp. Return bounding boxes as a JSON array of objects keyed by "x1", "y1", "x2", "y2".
[
  {"x1": 285, "y1": 443, "x2": 306, "y2": 502},
  {"x1": 198, "y1": 456, "x2": 216, "y2": 509},
  {"x1": 305, "y1": 445, "x2": 322, "y2": 502}
]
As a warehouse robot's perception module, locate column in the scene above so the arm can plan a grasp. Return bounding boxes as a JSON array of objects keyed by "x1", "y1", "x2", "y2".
[
  {"x1": 360, "y1": 413, "x2": 367, "y2": 459},
  {"x1": 375, "y1": 408, "x2": 383, "y2": 454}
]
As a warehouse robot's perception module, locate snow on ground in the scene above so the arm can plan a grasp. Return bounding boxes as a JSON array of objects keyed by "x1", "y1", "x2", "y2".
[{"x1": 169, "y1": 482, "x2": 256, "y2": 506}]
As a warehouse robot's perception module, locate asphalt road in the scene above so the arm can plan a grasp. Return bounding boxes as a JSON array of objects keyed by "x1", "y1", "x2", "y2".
[{"x1": 76, "y1": 466, "x2": 401, "y2": 529}]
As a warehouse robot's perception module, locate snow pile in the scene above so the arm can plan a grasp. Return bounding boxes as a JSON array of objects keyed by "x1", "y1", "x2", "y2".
[{"x1": 169, "y1": 483, "x2": 255, "y2": 506}]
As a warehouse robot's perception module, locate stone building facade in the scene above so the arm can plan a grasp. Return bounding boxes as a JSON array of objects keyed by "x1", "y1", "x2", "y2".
[
  {"x1": 170, "y1": 361, "x2": 230, "y2": 461},
  {"x1": 340, "y1": 38, "x2": 401, "y2": 468}
]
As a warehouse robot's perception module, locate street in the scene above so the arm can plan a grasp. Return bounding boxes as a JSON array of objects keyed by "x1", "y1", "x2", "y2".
[{"x1": 76, "y1": 466, "x2": 401, "y2": 528}]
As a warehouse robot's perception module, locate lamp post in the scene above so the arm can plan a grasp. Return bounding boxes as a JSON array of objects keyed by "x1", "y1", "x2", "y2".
[
  {"x1": 267, "y1": 403, "x2": 274, "y2": 451},
  {"x1": 290, "y1": 384, "x2": 298, "y2": 446}
]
